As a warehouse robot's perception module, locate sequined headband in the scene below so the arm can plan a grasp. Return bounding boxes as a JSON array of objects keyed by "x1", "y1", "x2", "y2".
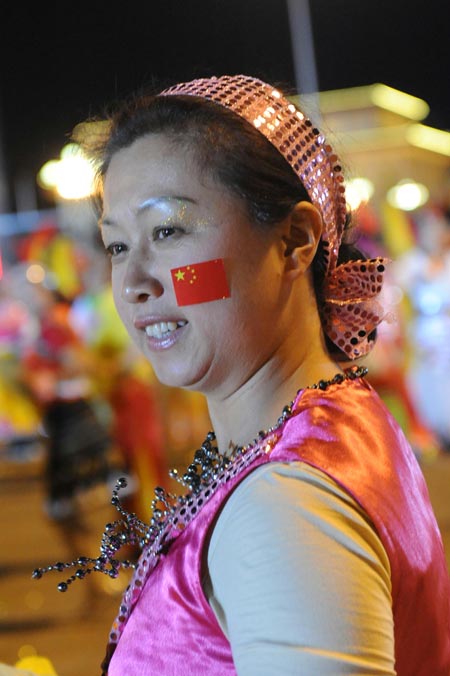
[{"x1": 160, "y1": 75, "x2": 389, "y2": 359}]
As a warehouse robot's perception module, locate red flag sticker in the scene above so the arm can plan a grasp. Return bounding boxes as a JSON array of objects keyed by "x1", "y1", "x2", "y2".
[{"x1": 171, "y1": 258, "x2": 230, "y2": 306}]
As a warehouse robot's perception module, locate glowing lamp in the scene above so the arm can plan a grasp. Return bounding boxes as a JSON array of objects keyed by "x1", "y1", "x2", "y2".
[
  {"x1": 406, "y1": 124, "x2": 450, "y2": 157},
  {"x1": 370, "y1": 84, "x2": 429, "y2": 120}
]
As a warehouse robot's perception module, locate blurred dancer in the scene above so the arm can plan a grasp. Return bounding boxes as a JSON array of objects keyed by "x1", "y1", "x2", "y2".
[
  {"x1": 23, "y1": 287, "x2": 111, "y2": 521},
  {"x1": 393, "y1": 205, "x2": 450, "y2": 451}
]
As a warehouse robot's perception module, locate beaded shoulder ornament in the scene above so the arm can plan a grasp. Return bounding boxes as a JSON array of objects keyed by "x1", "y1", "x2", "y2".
[
  {"x1": 161, "y1": 75, "x2": 390, "y2": 359},
  {"x1": 33, "y1": 367, "x2": 367, "y2": 659}
]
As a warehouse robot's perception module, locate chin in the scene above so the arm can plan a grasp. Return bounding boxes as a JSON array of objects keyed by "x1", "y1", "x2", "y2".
[{"x1": 150, "y1": 362, "x2": 211, "y2": 392}]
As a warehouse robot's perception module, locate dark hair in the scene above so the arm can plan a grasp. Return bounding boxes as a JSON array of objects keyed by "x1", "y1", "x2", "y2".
[{"x1": 91, "y1": 93, "x2": 371, "y2": 360}]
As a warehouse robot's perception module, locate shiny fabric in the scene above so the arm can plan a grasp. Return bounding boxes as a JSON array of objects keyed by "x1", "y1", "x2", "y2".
[{"x1": 108, "y1": 378, "x2": 450, "y2": 675}]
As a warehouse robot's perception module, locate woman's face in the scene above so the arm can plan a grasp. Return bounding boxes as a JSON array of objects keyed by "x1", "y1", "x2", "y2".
[{"x1": 101, "y1": 133, "x2": 293, "y2": 396}]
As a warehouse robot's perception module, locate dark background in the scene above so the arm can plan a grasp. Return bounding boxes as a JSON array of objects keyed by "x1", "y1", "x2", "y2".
[{"x1": 1, "y1": 0, "x2": 449, "y2": 209}]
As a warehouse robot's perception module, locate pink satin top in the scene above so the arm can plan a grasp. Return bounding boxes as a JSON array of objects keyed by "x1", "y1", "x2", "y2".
[{"x1": 106, "y1": 378, "x2": 450, "y2": 675}]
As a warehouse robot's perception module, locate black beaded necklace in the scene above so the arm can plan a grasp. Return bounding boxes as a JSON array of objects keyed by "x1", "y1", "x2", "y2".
[{"x1": 32, "y1": 365, "x2": 367, "y2": 592}]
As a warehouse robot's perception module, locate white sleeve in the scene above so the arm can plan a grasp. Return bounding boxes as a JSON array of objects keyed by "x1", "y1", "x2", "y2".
[{"x1": 204, "y1": 461, "x2": 396, "y2": 676}]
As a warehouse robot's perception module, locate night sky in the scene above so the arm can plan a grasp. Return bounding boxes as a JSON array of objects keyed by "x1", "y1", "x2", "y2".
[{"x1": 1, "y1": 0, "x2": 449, "y2": 210}]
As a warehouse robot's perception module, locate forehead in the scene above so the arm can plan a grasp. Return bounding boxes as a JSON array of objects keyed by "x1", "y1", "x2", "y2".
[
  {"x1": 103, "y1": 134, "x2": 198, "y2": 202},
  {"x1": 102, "y1": 133, "x2": 248, "y2": 224}
]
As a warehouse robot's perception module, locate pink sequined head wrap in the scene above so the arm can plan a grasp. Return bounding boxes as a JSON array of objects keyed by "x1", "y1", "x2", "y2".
[{"x1": 160, "y1": 75, "x2": 389, "y2": 359}]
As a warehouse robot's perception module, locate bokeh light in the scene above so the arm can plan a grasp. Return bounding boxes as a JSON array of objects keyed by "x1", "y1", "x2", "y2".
[
  {"x1": 386, "y1": 179, "x2": 429, "y2": 211},
  {"x1": 370, "y1": 84, "x2": 429, "y2": 120},
  {"x1": 37, "y1": 143, "x2": 95, "y2": 200},
  {"x1": 346, "y1": 177, "x2": 375, "y2": 210},
  {"x1": 17, "y1": 644, "x2": 37, "y2": 659},
  {"x1": 406, "y1": 124, "x2": 450, "y2": 156},
  {"x1": 25, "y1": 264, "x2": 46, "y2": 284}
]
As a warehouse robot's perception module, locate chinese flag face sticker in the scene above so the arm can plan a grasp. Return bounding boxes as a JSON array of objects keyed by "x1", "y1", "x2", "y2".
[{"x1": 171, "y1": 258, "x2": 230, "y2": 306}]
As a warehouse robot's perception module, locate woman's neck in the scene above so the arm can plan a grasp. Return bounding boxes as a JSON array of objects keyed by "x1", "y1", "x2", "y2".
[{"x1": 206, "y1": 333, "x2": 342, "y2": 456}]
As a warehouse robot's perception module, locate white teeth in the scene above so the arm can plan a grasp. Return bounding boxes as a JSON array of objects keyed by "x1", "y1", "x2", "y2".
[{"x1": 145, "y1": 321, "x2": 187, "y2": 338}]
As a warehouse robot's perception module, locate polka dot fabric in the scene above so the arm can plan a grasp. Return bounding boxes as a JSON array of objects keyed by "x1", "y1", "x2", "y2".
[{"x1": 323, "y1": 258, "x2": 388, "y2": 358}]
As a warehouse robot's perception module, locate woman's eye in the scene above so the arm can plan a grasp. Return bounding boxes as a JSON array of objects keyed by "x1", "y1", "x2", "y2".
[
  {"x1": 153, "y1": 226, "x2": 183, "y2": 241},
  {"x1": 106, "y1": 242, "x2": 127, "y2": 257}
]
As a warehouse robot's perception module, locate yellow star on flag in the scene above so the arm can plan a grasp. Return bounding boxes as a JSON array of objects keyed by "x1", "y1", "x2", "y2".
[{"x1": 175, "y1": 269, "x2": 185, "y2": 281}]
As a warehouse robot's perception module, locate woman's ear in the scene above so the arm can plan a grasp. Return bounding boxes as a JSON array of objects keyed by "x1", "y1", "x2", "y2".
[{"x1": 282, "y1": 201, "x2": 323, "y2": 273}]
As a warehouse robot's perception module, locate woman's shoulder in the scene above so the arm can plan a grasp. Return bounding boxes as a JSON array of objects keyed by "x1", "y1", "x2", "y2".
[
  {"x1": 205, "y1": 460, "x2": 395, "y2": 674},
  {"x1": 208, "y1": 460, "x2": 390, "y2": 575},
  {"x1": 277, "y1": 376, "x2": 409, "y2": 467}
]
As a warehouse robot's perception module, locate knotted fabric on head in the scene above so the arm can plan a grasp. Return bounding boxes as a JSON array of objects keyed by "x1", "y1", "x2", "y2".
[{"x1": 160, "y1": 75, "x2": 389, "y2": 359}]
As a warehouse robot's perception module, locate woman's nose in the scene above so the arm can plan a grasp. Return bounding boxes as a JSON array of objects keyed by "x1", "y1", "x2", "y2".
[{"x1": 121, "y1": 255, "x2": 164, "y2": 304}]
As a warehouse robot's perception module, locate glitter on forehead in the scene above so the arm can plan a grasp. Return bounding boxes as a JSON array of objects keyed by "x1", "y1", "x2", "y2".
[
  {"x1": 137, "y1": 195, "x2": 195, "y2": 214},
  {"x1": 160, "y1": 75, "x2": 347, "y2": 271},
  {"x1": 135, "y1": 195, "x2": 214, "y2": 235},
  {"x1": 137, "y1": 196, "x2": 192, "y2": 228}
]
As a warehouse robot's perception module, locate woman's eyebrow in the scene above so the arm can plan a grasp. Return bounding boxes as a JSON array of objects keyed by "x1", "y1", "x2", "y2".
[
  {"x1": 100, "y1": 217, "x2": 117, "y2": 227},
  {"x1": 101, "y1": 195, "x2": 197, "y2": 227},
  {"x1": 137, "y1": 195, "x2": 197, "y2": 214}
]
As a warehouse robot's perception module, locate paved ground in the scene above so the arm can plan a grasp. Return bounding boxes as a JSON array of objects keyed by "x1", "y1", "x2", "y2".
[
  {"x1": 1, "y1": 448, "x2": 449, "y2": 676},
  {"x1": 0, "y1": 453, "x2": 131, "y2": 676}
]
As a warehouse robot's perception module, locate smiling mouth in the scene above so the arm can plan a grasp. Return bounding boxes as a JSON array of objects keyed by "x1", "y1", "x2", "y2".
[{"x1": 144, "y1": 320, "x2": 188, "y2": 339}]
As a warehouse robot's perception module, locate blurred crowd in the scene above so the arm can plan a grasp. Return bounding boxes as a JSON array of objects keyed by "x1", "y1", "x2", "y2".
[{"x1": 0, "y1": 219, "x2": 210, "y2": 527}]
